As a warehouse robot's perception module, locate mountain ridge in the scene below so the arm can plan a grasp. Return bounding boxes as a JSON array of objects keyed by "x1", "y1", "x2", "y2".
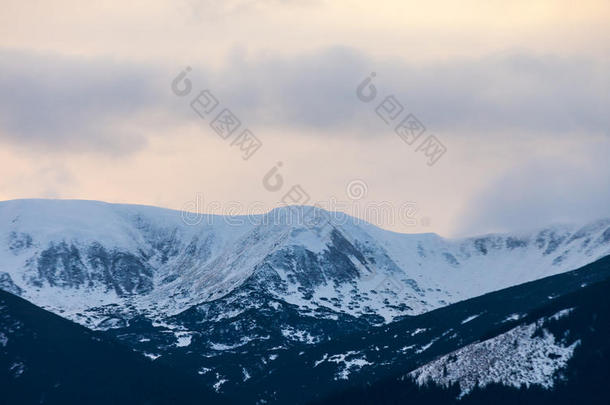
[{"x1": 1, "y1": 198, "x2": 610, "y2": 328}]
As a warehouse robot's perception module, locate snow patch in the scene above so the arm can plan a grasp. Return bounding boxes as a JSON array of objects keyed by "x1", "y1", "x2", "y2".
[
  {"x1": 410, "y1": 328, "x2": 427, "y2": 336},
  {"x1": 416, "y1": 338, "x2": 439, "y2": 354},
  {"x1": 143, "y1": 353, "x2": 160, "y2": 360},
  {"x1": 549, "y1": 307, "x2": 575, "y2": 321},
  {"x1": 461, "y1": 313, "x2": 482, "y2": 324},
  {"x1": 198, "y1": 367, "x2": 212, "y2": 375},
  {"x1": 174, "y1": 331, "x2": 192, "y2": 347},
  {"x1": 281, "y1": 326, "x2": 319, "y2": 344},
  {"x1": 314, "y1": 351, "x2": 372, "y2": 380},
  {"x1": 410, "y1": 310, "x2": 581, "y2": 397},
  {"x1": 503, "y1": 313, "x2": 524, "y2": 322},
  {"x1": 213, "y1": 373, "x2": 228, "y2": 392}
]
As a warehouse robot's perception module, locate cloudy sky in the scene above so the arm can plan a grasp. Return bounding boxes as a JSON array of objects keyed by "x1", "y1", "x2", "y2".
[{"x1": 1, "y1": 0, "x2": 608, "y2": 236}]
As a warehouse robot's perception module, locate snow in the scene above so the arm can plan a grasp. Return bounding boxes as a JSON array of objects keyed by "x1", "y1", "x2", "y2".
[
  {"x1": 461, "y1": 314, "x2": 482, "y2": 324},
  {"x1": 415, "y1": 338, "x2": 439, "y2": 354},
  {"x1": 335, "y1": 357, "x2": 373, "y2": 380},
  {"x1": 314, "y1": 351, "x2": 373, "y2": 380},
  {"x1": 209, "y1": 336, "x2": 260, "y2": 351},
  {"x1": 9, "y1": 362, "x2": 25, "y2": 377},
  {"x1": 0, "y1": 199, "x2": 257, "y2": 328},
  {"x1": 174, "y1": 332, "x2": 192, "y2": 347},
  {"x1": 143, "y1": 353, "x2": 160, "y2": 360},
  {"x1": 411, "y1": 328, "x2": 427, "y2": 336},
  {"x1": 549, "y1": 308, "x2": 575, "y2": 321},
  {"x1": 210, "y1": 342, "x2": 243, "y2": 351},
  {"x1": 96, "y1": 317, "x2": 126, "y2": 330},
  {"x1": 281, "y1": 326, "x2": 319, "y2": 344},
  {"x1": 400, "y1": 344, "x2": 416, "y2": 353},
  {"x1": 198, "y1": 367, "x2": 212, "y2": 375},
  {"x1": 314, "y1": 354, "x2": 329, "y2": 367},
  {"x1": 503, "y1": 313, "x2": 524, "y2": 322},
  {"x1": 1, "y1": 199, "x2": 609, "y2": 329},
  {"x1": 410, "y1": 309, "x2": 581, "y2": 397},
  {"x1": 212, "y1": 374, "x2": 228, "y2": 392},
  {"x1": 268, "y1": 301, "x2": 281, "y2": 310}
]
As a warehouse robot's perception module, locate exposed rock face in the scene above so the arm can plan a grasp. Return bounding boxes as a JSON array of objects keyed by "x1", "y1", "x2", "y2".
[
  {"x1": 30, "y1": 241, "x2": 153, "y2": 295},
  {"x1": 0, "y1": 272, "x2": 22, "y2": 295},
  {"x1": 86, "y1": 244, "x2": 153, "y2": 295}
]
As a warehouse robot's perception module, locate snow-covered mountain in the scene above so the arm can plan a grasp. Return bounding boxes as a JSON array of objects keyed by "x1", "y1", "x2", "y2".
[
  {"x1": 317, "y1": 260, "x2": 610, "y2": 405},
  {"x1": 2, "y1": 197, "x2": 610, "y2": 404},
  {"x1": 1, "y1": 198, "x2": 610, "y2": 329}
]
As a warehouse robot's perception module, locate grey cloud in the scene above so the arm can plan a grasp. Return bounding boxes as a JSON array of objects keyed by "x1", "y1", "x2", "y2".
[
  {"x1": 0, "y1": 50, "x2": 168, "y2": 155},
  {"x1": 194, "y1": 48, "x2": 609, "y2": 137},
  {"x1": 454, "y1": 148, "x2": 610, "y2": 236},
  {"x1": 1, "y1": 47, "x2": 608, "y2": 156},
  {"x1": 170, "y1": 46, "x2": 363, "y2": 131},
  {"x1": 382, "y1": 53, "x2": 610, "y2": 136}
]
